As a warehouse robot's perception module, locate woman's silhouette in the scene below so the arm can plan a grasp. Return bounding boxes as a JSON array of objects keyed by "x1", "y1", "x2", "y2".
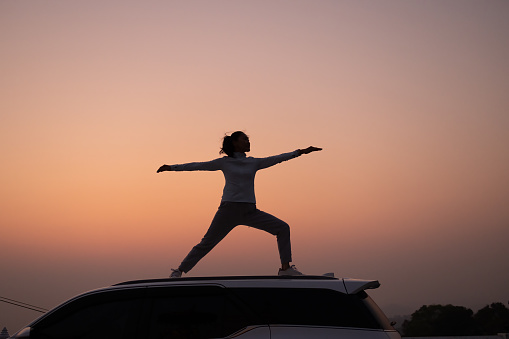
[{"x1": 157, "y1": 131, "x2": 322, "y2": 277}]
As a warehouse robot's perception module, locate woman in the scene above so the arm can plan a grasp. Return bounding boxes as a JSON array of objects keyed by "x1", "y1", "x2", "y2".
[{"x1": 157, "y1": 131, "x2": 322, "y2": 277}]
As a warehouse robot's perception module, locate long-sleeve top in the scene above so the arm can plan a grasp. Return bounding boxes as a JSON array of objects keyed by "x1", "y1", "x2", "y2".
[{"x1": 170, "y1": 150, "x2": 300, "y2": 203}]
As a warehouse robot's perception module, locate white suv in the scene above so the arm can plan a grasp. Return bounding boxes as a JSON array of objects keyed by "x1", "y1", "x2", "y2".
[{"x1": 10, "y1": 275, "x2": 400, "y2": 339}]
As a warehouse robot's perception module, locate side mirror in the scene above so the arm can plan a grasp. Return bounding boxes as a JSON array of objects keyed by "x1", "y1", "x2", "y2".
[{"x1": 10, "y1": 327, "x2": 31, "y2": 338}]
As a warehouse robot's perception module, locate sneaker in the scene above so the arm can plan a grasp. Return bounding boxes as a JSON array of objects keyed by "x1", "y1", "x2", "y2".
[
  {"x1": 170, "y1": 268, "x2": 182, "y2": 278},
  {"x1": 278, "y1": 265, "x2": 303, "y2": 276}
]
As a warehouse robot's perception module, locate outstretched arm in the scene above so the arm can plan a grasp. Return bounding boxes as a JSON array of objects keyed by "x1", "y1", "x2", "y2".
[
  {"x1": 157, "y1": 158, "x2": 223, "y2": 173},
  {"x1": 297, "y1": 146, "x2": 322, "y2": 155},
  {"x1": 257, "y1": 147, "x2": 323, "y2": 170}
]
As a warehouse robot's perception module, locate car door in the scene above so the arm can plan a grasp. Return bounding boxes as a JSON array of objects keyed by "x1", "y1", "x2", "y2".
[
  {"x1": 232, "y1": 287, "x2": 389, "y2": 339},
  {"x1": 27, "y1": 288, "x2": 145, "y2": 339},
  {"x1": 142, "y1": 285, "x2": 270, "y2": 339}
]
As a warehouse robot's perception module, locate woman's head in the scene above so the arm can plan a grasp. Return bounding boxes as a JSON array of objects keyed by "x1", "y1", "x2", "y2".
[{"x1": 220, "y1": 131, "x2": 250, "y2": 157}]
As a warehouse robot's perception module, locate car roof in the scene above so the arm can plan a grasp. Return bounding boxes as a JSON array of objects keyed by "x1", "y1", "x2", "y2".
[
  {"x1": 111, "y1": 275, "x2": 380, "y2": 294},
  {"x1": 23, "y1": 275, "x2": 381, "y2": 328}
]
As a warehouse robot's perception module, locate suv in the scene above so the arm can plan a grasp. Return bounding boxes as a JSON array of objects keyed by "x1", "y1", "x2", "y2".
[{"x1": 10, "y1": 275, "x2": 400, "y2": 339}]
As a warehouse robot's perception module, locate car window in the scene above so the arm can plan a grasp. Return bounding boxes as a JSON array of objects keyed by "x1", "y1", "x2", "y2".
[
  {"x1": 145, "y1": 286, "x2": 255, "y2": 339},
  {"x1": 358, "y1": 291, "x2": 395, "y2": 330},
  {"x1": 232, "y1": 288, "x2": 382, "y2": 329},
  {"x1": 30, "y1": 289, "x2": 143, "y2": 339}
]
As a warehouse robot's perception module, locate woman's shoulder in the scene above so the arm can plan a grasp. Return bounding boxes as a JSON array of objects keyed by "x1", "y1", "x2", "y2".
[{"x1": 223, "y1": 155, "x2": 257, "y2": 162}]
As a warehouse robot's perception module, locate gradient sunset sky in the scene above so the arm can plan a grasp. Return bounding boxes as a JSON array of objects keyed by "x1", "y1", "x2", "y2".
[{"x1": 1, "y1": 0, "x2": 508, "y2": 332}]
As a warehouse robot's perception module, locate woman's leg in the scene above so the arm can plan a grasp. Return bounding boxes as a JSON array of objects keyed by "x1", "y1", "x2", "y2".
[
  {"x1": 178, "y1": 202, "x2": 240, "y2": 273},
  {"x1": 244, "y1": 207, "x2": 293, "y2": 266}
]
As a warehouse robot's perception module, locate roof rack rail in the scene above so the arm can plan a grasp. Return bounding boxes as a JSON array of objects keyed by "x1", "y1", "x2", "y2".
[{"x1": 113, "y1": 275, "x2": 338, "y2": 286}]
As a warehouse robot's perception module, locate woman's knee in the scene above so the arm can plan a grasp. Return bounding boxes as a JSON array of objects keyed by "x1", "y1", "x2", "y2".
[{"x1": 278, "y1": 221, "x2": 290, "y2": 237}]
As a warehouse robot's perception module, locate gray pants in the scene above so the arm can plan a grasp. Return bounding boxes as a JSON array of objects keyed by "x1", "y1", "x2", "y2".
[{"x1": 179, "y1": 202, "x2": 292, "y2": 273}]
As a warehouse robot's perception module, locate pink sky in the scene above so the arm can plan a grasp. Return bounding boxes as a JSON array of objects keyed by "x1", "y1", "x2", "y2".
[{"x1": 1, "y1": 0, "x2": 508, "y2": 333}]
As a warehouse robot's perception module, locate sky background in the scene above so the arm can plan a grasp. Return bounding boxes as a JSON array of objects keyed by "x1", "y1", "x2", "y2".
[{"x1": 1, "y1": 0, "x2": 508, "y2": 333}]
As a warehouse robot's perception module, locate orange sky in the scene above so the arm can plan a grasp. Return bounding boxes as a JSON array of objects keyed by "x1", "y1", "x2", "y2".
[{"x1": 1, "y1": 0, "x2": 509, "y2": 333}]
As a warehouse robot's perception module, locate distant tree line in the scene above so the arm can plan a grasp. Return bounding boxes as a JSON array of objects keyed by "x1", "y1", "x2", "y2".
[{"x1": 401, "y1": 302, "x2": 509, "y2": 337}]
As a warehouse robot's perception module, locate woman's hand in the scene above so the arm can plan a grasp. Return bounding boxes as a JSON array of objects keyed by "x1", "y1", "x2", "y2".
[
  {"x1": 298, "y1": 146, "x2": 322, "y2": 155},
  {"x1": 157, "y1": 164, "x2": 172, "y2": 173}
]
